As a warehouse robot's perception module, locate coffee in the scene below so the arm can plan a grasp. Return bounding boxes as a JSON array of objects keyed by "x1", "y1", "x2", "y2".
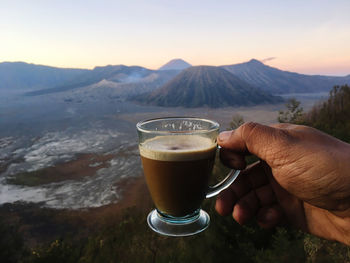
[{"x1": 139, "y1": 135, "x2": 216, "y2": 217}]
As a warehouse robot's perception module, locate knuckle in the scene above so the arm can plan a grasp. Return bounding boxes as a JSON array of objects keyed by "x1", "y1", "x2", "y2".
[
  {"x1": 240, "y1": 122, "x2": 259, "y2": 134},
  {"x1": 239, "y1": 122, "x2": 262, "y2": 143}
]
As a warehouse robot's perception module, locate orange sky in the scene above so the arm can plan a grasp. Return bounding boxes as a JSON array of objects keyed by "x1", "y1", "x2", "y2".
[{"x1": 1, "y1": 0, "x2": 350, "y2": 76}]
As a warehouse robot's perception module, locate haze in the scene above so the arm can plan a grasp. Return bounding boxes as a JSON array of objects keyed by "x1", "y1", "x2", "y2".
[{"x1": 1, "y1": 0, "x2": 350, "y2": 75}]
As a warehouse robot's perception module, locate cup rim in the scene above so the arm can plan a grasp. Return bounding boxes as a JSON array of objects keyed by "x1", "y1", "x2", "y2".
[{"x1": 136, "y1": 117, "x2": 220, "y2": 135}]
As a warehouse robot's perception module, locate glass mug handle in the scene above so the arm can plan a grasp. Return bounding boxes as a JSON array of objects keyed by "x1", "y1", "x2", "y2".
[
  {"x1": 206, "y1": 145, "x2": 240, "y2": 198},
  {"x1": 206, "y1": 169, "x2": 240, "y2": 198}
]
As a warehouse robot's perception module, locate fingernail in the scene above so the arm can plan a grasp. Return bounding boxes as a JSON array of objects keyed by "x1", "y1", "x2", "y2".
[{"x1": 218, "y1": 131, "x2": 231, "y2": 143}]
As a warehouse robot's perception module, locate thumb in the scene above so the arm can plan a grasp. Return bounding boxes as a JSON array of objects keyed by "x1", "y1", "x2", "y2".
[{"x1": 218, "y1": 122, "x2": 287, "y2": 161}]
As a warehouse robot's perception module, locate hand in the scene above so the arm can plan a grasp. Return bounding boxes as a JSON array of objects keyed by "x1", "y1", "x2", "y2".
[{"x1": 215, "y1": 122, "x2": 350, "y2": 245}]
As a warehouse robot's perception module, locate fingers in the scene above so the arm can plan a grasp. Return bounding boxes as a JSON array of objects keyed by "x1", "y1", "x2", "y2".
[
  {"x1": 220, "y1": 148, "x2": 246, "y2": 170},
  {"x1": 215, "y1": 161, "x2": 284, "y2": 227},
  {"x1": 216, "y1": 162, "x2": 269, "y2": 208},
  {"x1": 255, "y1": 184, "x2": 276, "y2": 206},
  {"x1": 215, "y1": 187, "x2": 237, "y2": 216},
  {"x1": 217, "y1": 122, "x2": 294, "y2": 162},
  {"x1": 218, "y1": 122, "x2": 276, "y2": 157},
  {"x1": 233, "y1": 191, "x2": 259, "y2": 224},
  {"x1": 257, "y1": 205, "x2": 284, "y2": 228},
  {"x1": 232, "y1": 179, "x2": 277, "y2": 225},
  {"x1": 215, "y1": 169, "x2": 252, "y2": 217}
]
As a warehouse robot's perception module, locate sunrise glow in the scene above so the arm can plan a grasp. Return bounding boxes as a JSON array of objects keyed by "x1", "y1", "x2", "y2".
[{"x1": 1, "y1": 0, "x2": 349, "y2": 75}]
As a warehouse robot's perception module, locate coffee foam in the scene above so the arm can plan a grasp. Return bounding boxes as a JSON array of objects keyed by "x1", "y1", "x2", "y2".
[{"x1": 139, "y1": 135, "x2": 216, "y2": 161}]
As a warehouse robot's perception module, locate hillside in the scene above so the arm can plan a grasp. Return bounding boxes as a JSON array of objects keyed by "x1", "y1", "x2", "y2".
[
  {"x1": 222, "y1": 59, "x2": 350, "y2": 94},
  {"x1": 303, "y1": 84, "x2": 350, "y2": 142},
  {"x1": 3, "y1": 59, "x2": 349, "y2": 99},
  {"x1": 133, "y1": 66, "x2": 282, "y2": 107},
  {"x1": 25, "y1": 65, "x2": 153, "y2": 96},
  {"x1": 54, "y1": 70, "x2": 181, "y2": 103},
  {"x1": 0, "y1": 62, "x2": 88, "y2": 91}
]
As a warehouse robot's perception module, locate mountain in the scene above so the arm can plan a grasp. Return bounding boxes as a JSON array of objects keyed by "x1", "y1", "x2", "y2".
[
  {"x1": 25, "y1": 64, "x2": 181, "y2": 103},
  {"x1": 25, "y1": 65, "x2": 153, "y2": 96},
  {"x1": 158, "y1": 59, "x2": 192, "y2": 71},
  {"x1": 0, "y1": 62, "x2": 89, "y2": 91},
  {"x1": 133, "y1": 66, "x2": 282, "y2": 107},
  {"x1": 222, "y1": 59, "x2": 350, "y2": 94},
  {"x1": 52, "y1": 69, "x2": 181, "y2": 103},
  {"x1": 3, "y1": 59, "x2": 350, "y2": 101}
]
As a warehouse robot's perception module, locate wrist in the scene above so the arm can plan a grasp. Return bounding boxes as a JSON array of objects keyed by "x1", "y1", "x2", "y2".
[
  {"x1": 304, "y1": 203, "x2": 350, "y2": 245},
  {"x1": 331, "y1": 208, "x2": 350, "y2": 245},
  {"x1": 332, "y1": 215, "x2": 350, "y2": 246}
]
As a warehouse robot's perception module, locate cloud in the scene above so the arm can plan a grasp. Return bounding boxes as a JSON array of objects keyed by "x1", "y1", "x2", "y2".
[{"x1": 261, "y1": 57, "x2": 276, "y2": 63}]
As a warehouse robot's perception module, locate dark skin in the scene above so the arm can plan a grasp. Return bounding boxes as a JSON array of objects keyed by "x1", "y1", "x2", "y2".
[{"x1": 215, "y1": 122, "x2": 350, "y2": 245}]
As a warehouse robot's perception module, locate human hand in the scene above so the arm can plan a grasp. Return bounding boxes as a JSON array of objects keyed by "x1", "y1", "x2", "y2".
[{"x1": 215, "y1": 122, "x2": 350, "y2": 245}]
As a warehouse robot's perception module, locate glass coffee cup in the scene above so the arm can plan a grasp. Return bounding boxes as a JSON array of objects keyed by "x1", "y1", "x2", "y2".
[{"x1": 137, "y1": 117, "x2": 240, "y2": 236}]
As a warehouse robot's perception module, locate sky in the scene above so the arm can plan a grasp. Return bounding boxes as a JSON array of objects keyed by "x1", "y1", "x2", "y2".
[{"x1": 1, "y1": 0, "x2": 350, "y2": 75}]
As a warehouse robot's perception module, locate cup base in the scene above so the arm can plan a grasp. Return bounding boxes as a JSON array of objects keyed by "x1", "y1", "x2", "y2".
[{"x1": 147, "y1": 209, "x2": 210, "y2": 237}]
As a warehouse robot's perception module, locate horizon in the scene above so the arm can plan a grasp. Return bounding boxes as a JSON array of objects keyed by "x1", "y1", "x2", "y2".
[
  {"x1": 1, "y1": 58, "x2": 349, "y2": 77},
  {"x1": 1, "y1": 0, "x2": 350, "y2": 75}
]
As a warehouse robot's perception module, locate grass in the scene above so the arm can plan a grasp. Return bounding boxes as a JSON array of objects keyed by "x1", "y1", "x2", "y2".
[
  {"x1": 2, "y1": 199, "x2": 349, "y2": 263},
  {"x1": 1, "y1": 156, "x2": 349, "y2": 262}
]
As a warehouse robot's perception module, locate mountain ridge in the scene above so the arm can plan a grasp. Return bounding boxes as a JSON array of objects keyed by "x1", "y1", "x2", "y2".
[
  {"x1": 1, "y1": 59, "x2": 349, "y2": 98},
  {"x1": 222, "y1": 59, "x2": 350, "y2": 93},
  {"x1": 0, "y1": 61, "x2": 89, "y2": 91},
  {"x1": 25, "y1": 65, "x2": 160, "y2": 96},
  {"x1": 133, "y1": 66, "x2": 282, "y2": 107}
]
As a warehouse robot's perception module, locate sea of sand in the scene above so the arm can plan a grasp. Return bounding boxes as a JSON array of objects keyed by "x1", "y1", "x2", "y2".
[{"x1": 0, "y1": 92, "x2": 327, "y2": 209}]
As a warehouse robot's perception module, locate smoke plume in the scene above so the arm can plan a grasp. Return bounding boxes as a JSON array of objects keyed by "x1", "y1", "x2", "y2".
[{"x1": 261, "y1": 57, "x2": 276, "y2": 63}]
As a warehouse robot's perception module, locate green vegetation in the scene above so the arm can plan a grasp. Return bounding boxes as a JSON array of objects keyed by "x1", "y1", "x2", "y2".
[
  {"x1": 278, "y1": 98, "x2": 304, "y2": 124},
  {"x1": 303, "y1": 85, "x2": 350, "y2": 142},
  {"x1": 4, "y1": 203, "x2": 308, "y2": 263},
  {"x1": 0, "y1": 217, "x2": 28, "y2": 263},
  {"x1": 278, "y1": 85, "x2": 350, "y2": 143},
  {"x1": 228, "y1": 113, "x2": 245, "y2": 130},
  {"x1": 4, "y1": 199, "x2": 349, "y2": 262},
  {"x1": 1, "y1": 85, "x2": 350, "y2": 262}
]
